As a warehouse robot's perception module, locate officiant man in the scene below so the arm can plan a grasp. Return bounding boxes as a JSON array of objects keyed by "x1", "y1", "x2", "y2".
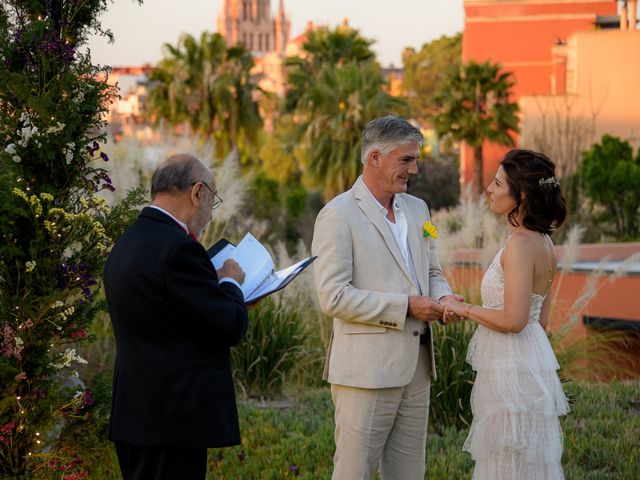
[
  {"x1": 312, "y1": 116, "x2": 463, "y2": 479},
  {"x1": 104, "y1": 154, "x2": 248, "y2": 480}
]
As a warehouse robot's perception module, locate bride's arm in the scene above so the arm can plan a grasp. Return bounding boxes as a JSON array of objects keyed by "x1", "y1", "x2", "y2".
[{"x1": 445, "y1": 233, "x2": 535, "y2": 333}]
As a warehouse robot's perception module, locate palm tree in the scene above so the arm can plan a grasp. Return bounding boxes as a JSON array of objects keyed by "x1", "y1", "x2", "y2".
[
  {"x1": 283, "y1": 26, "x2": 406, "y2": 198},
  {"x1": 146, "y1": 32, "x2": 262, "y2": 157},
  {"x1": 434, "y1": 60, "x2": 519, "y2": 196}
]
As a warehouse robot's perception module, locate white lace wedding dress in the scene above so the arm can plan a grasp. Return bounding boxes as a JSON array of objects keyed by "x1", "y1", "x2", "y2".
[{"x1": 463, "y1": 247, "x2": 570, "y2": 479}]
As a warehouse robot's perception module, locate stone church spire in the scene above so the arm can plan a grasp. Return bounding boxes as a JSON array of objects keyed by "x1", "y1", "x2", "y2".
[
  {"x1": 217, "y1": 0, "x2": 290, "y2": 55},
  {"x1": 273, "y1": 0, "x2": 291, "y2": 54}
]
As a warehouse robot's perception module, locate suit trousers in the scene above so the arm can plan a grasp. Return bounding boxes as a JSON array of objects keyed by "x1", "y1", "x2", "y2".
[
  {"x1": 115, "y1": 441, "x2": 207, "y2": 480},
  {"x1": 330, "y1": 344, "x2": 431, "y2": 480}
]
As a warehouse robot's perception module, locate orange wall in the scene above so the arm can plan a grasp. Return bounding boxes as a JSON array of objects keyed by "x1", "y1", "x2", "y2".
[{"x1": 461, "y1": 1, "x2": 618, "y2": 187}]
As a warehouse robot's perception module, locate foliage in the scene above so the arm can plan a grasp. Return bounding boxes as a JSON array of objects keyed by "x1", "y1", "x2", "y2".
[
  {"x1": 284, "y1": 25, "x2": 406, "y2": 199},
  {"x1": 402, "y1": 33, "x2": 462, "y2": 123},
  {"x1": 578, "y1": 135, "x2": 640, "y2": 240},
  {"x1": 25, "y1": 380, "x2": 640, "y2": 479},
  {"x1": 407, "y1": 154, "x2": 461, "y2": 211},
  {"x1": 284, "y1": 25, "x2": 376, "y2": 113},
  {"x1": 0, "y1": 1, "x2": 145, "y2": 475},
  {"x1": 231, "y1": 297, "x2": 321, "y2": 399},
  {"x1": 429, "y1": 322, "x2": 476, "y2": 434},
  {"x1": 433, "y1": 60, "x2": 519, "y2": 196},
  {"x1": 218, "y1": 382, "x2": 640, "y2": 480},
  {"x1": 258, "y1": 114, "x2": 307, "y2": 186},
  {"x1": 146, "y1": 31, "x2": 262, "y2": 158}
]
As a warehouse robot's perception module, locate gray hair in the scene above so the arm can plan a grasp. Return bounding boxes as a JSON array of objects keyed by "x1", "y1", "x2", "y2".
[
  {"x1": 150, "y1": 154, "x2": 211, "y2": 199},
  {"x1": 361, "y1": 115, "x2": 423, "y2": 164}
]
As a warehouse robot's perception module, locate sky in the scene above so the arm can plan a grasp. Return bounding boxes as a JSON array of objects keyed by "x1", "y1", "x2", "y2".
[{"x1": 87, "y1": 0, "x2": 464, "y2": 68}]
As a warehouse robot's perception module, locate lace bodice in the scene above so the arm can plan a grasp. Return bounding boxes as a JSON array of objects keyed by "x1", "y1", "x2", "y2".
[{"x1": 480, "y1": 248, "x2": 544, "y2": 323}]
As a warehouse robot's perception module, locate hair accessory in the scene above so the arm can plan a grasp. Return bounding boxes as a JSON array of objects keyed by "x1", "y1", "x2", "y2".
[{"x1": 538, "y1": 176, "x2": 560, "y2": 188}]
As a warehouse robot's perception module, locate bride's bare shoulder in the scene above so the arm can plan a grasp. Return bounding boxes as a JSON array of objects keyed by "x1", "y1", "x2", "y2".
[{"x1": 502, "y1": 232, "x2": 537, "y2": 265}]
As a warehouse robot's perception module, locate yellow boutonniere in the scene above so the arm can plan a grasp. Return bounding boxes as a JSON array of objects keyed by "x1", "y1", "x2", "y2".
[{"x1": 423, "y1": 220, "x2": 438, "y2": 239}]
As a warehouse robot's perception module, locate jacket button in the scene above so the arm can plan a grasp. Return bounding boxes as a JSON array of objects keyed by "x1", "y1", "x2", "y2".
[{"x1": 413, "y1": 331, "x2": 419, "y2": 336}]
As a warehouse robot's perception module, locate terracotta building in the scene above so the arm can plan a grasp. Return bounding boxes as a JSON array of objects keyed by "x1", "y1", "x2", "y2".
[
  {"x1": 460, "y1": 0, "x2": 638, "y2": 190},
  {"x1": 217, "y1": 0, "x2": 291, "y2": 95}
]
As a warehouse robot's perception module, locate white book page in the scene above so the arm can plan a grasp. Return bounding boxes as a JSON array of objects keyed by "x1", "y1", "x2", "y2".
[
  {"x1": 273, "y1": 257, "x2": 309, "y2": 280},
  {"x1": 211, "y1": 244, "x2": 236, "y2": 270},
  {"x1": 245, "y1": 257, "x2": 310, "y2": 303},
  {"x1": 229, "y1": 233, "x2": 274, "y2": 298}
]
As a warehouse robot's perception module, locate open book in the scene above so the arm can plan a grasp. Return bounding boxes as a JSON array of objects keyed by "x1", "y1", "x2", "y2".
[{"x1": 208, "y1": 233, "x2": 316, "y2": 304}]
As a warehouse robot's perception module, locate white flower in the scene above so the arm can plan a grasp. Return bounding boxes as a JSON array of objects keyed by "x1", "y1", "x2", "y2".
[
  {"x1": 64, "y1": 142, "x2": 76, "y2": 164},
  {"x1": 17, "y1": 125, "x2": 39, "y2": 147},
  {"x1": 15, "y1": 337, "x2": 24, "y2": 347},
  {"x1": 50, "y1": 348, "x2": 88, "y2": 370},
  {"x1": 12, "y1": 155, "x2": 21, "y2": 163},
  {"x1": 4, "y1": 143, "x2": 16, "y2": 155},
  {"x1": 25, "y1": 260, "x2": 36, "y2": 272},
  {"x1": 52, "y1": 300, "x2": 64, "y2": 308},
  {"x1": 74, "y1": 90, "x2": 86, "y2": 104},
  {"x1": 46, "y1": 122, "x2": 65, "y2": 134}
]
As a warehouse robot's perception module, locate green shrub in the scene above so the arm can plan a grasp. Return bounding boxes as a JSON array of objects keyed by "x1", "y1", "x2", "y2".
[
  {"x1": 430, "y1": 321, "x2": 476, "y2": 433},
  {"x1": 232, "y1": 298, "x2": 316, "y2": 398}
]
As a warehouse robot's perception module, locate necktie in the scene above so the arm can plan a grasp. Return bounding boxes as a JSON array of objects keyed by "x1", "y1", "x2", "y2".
[{"x1": 189, "y1": 232, "x2": 199, "y2": 242}]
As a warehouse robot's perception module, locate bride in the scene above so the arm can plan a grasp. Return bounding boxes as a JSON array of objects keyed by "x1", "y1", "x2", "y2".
[{"x1": 443, "y1": 149, "x2": 570, "y2": 479}]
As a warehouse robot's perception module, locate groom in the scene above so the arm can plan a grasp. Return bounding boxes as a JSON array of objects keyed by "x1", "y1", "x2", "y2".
[{"x1": 312, "y1": 115, "x2": 462, "y2": 479}]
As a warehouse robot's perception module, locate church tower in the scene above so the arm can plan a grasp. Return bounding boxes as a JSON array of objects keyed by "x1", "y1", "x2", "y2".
[{"x1": 217, "y1": 0, "x2": 290, "y2": 56}]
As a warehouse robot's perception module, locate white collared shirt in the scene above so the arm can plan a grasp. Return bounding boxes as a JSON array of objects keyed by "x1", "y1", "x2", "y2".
[
  {"x1": 361, "y1": 184, "x2": 421, "y2": 293},
  {"x1": 149, "y1": 205, "x2": 241, "y2": 292}
]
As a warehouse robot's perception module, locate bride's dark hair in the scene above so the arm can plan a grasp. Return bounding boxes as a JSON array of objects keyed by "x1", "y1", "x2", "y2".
[{"x1": 500, "y1": 149, "x2": 567, "y2": 234}]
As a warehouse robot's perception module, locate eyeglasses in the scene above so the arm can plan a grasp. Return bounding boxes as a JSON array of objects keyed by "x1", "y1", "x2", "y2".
[{"x1": 191, "y1": 181, "x2": 223, "y2": 211}]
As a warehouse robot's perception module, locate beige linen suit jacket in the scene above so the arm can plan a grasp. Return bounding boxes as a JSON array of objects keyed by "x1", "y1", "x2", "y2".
[{"x1": 312, "y1": 176, "x2": 452, "y2": 389}]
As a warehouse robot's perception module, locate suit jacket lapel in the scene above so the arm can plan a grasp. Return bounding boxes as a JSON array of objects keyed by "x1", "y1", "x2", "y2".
[
  {"x1": 353, "y1": 178, "x2": 415, "y2": 284},
  {"x1": 398, "y1": 196, "x2": 428, "y2": 295}
]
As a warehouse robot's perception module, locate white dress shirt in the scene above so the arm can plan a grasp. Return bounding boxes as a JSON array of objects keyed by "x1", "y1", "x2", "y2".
[{"x1": 361, "y1": 185, "x2": 422, "y2": 293}]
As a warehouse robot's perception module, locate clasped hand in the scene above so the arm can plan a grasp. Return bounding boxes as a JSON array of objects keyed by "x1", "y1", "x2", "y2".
[
  {"x1": 408, "y1": 294, "x2": 464, "y2": 324},
  {"x1": 442, "y1": 297, "x2": 472, "y2": 324}
]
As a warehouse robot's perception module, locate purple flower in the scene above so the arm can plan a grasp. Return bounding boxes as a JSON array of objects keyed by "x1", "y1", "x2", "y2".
[
  {"x1": 57, "y1": 263, "x2": 96, "y2": 302},
  {"x1": 99, "y1": 151, "x2": 109, "y2": 162},
  {"x1": 86, "y1": 141, "x2": 100, "y2": 156}
]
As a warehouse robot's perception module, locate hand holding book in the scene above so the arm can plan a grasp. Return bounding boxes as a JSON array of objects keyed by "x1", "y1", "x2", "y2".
[
  {"x1": 209, "y1": 233, "x2": 316, "y2": 304},
  {"x1": 216, "y1": 258, "x2": 246, "y2": 286}
]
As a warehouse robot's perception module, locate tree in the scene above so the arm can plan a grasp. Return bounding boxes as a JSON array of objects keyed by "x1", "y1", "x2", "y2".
[
  {"x1": 407, "y1": 155, "x2": 461, "y2": 211},
  {"x1": 579, "y1": 135, "x2": 640, "y2": 240},
  {"x1": 284, "y1": 26, "x2": 406, "y2": 199},
  {"x1": 402, "y1": 33, "x2": 462, "y2": 123},
  {"x1": 284, "y1": 25, "x2": 375, "y2": 113},
  {"x1": 519, "y1": 94, "x2": 599, "y2": 233},
  {"x1": 0, "y1": 1, "x2": 144, "y2": 476},
  {"x1": 146, "y1": 32, "x2": 262, "y2": 158},
  {"x1": 433, "y1": 61, "x2": 520, "y2": 196}
]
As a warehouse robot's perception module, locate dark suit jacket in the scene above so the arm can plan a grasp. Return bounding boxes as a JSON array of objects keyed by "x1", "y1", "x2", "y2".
[{"x1": 104, "y1": 207, "x2": 248, "y2": 448}]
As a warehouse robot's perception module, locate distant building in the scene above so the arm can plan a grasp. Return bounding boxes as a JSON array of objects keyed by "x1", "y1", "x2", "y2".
[
  {"x1": 217, "y1": 0, "x2": 290, "y2": 55},
  {"x1": 104, "y1": 65, "x2": 158, "y2": 142},
  {"x1": 460, "y1": 0, "x2": 638, "y2": 190},
  {"x1": 217, "y1": 0, "x2": 291, "y2": 95}
]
